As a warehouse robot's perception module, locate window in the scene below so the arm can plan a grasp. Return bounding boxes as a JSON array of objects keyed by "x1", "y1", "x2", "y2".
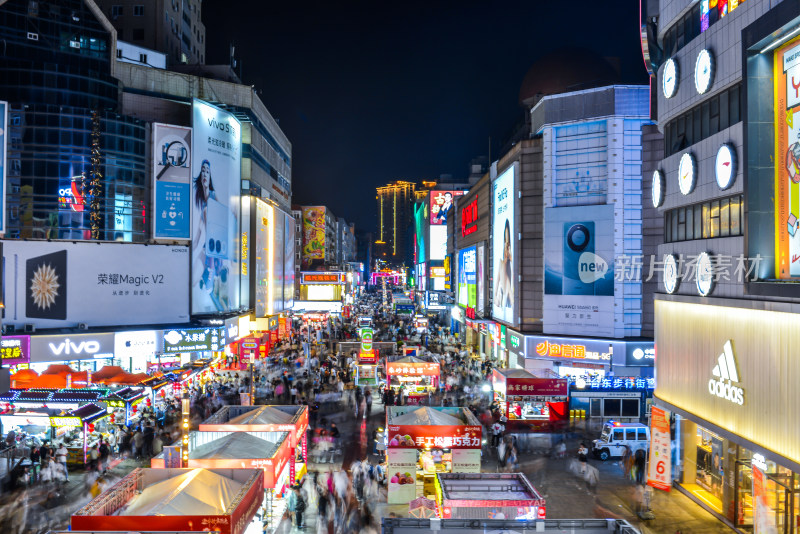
[
  {"x1": 139, "y1": 53, "x2": 147, "y2": 63},
  {"x1": 622, "y1": 400, "x2": 639, "y2": 418},
  {"x1": 133, "y1": 5, "x2": 144, "y2": 16},
  {"x1": 625, "y1": 429, "x2": 637, "y2": 441},
  {"x1": 612, "y1": 428, "x2": 625, "y2": 441},
  {"x1": 665, "y1": 195, "x2": 744, "y2": 242},
  {"x1": 637, "y1": 429, "x2": 648, "y2": 441},
  {"x1": 664, "y1": 84, "x2": 742, "y2": 157},
  {"x1": 132, "y1": 28, "x2": 144, "y2": 40},
  {"x1": 111, "y1": 5, "x2": 122, "y2": 17},
  {"x1": 116, "y1": 48, "x2": 122, "y2": 58}
]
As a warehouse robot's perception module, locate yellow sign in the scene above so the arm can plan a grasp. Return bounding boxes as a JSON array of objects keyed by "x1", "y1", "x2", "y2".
[{"x1": 50, "y1": 416, "x2": 82, "y2": 427}]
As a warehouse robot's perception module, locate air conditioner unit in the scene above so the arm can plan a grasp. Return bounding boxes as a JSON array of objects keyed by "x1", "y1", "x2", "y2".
[
  {"x1": 24, "y1": 324, "x2": 36, "y2": 333},
  {"x1": 27, "y1": 32, "x2": 39, "y2": 41},
  {"x1": 78, "y1": 323, "x2": 89, "y2": 330},
  {"x1": 2, "y1": 324, "x2": 15, "y2": 334}
]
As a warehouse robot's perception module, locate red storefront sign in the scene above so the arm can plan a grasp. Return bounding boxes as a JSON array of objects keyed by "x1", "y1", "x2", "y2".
[
  {"x1": 505, "y1": 378, "x2": 567, "y2": 396},
  {"x1": 461, "y1": 196, "x2": 478, "y2": 237},
  {"x1": 386, "y1": 362, "x2": 440, "y2": 376},
  {"x1": 386, "y1": 424, "x2": 482, "y2": 449}
]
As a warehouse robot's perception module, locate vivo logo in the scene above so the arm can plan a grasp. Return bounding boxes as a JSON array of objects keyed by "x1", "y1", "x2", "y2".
[
  {"x1": 227, "y1": 324, "x2": 238, "y2": 339},
  {"x1": 49, "y1": 339, "x2": 101, "y2": 356}
]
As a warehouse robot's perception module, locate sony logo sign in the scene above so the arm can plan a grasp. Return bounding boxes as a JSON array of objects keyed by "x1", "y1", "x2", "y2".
[{"x1": 49, "y1": 338, "x2": 101, "y2": 356}]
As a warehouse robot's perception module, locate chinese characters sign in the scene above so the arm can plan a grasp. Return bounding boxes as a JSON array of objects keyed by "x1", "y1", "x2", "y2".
[
  {"x1": 0, "y1": 335, "x2": 29, "y2": 365},
  {"x1": 386, "y1": 424, "x2": 482, "y2": 449},
  {"x1": 301, "y1": 272, "x2": 343, "y2": 284},
  {"x1": 647, "y1": 406, "x2": 671, "y2": 491},
  {"x1": 162, "y1": 328, "x2": 221, "y2": 353},
  {"x1": 535, "y1": 340, "x2": 610, "y2": 361},
  {"x1": 386, "y1": 362, "x2": 440, "y2": 376}
]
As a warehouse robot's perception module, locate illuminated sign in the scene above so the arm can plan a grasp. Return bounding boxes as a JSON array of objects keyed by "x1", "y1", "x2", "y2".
[
  {"x1": 0, "y1": 336, "x2": 30, "y2": 365},
  {"x1": 461, "y1": 196, "x2": 479, "y2": 237},
  {"x1": 652, "y1": 170, "x2": 664, "y2": 208},
  {"x1": 50, "y1": 416, "x2": 82, "y2": 427},
  {"x1": 678, "y1": 152, "x2": 696, "y2": 195},
  {"x1": 715, "y1": 143, "x2": 736, "y2": 190},
  {"x1": 386, "y1": 362, "x2": 439, "y2": 376},
  {"x1": 663, "y1": 254, "x2": 680, "y2": 294},
  {"x1": 162, "y1": 328, "x2": 221, "y2": 353},
  {"x1": 708, "y1": 340, "x2": 744, "y2": 405},
  {"x1": 662, "y1": 58, "x2": 678, "y2": 99},
  {"x1": 696, "y1": 252, "x2": 714, "y2": 296},
  {"x1": 694, "y1": 49, "x2": 714, "y2": 94},
  {"x1": 534, "y1": 340, "x2": 611, "y2": 361},
  {"x1": 301, "y1": 272, "x2": 344, "y2": 284},
  {"x1": 360, "y1": 327, "x2": 374, "y2": 353},
  {"x1": 572, "y1": 376, "x2": 655, "y2": 390}
]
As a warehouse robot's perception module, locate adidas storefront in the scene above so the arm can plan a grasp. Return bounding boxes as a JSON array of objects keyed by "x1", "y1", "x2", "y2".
[{"x1": 655, "y1": 299, "x2": 800, "y2": 532}]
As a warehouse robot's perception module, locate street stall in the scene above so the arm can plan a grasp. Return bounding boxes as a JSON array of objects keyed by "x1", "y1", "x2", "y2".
[
  {"x1": 199, "y1": 404, "x2": 309, "y2": 485},
  {"x1": 434, "y1": 472, "x2": 546, "y2": 520},
  {"x1": 385, "y1": 406, "x2": 483, "y2": 504},
  {"x1": 386, "y1": 354, "x2": 440, "y2": 406},
  {"x1": 53, "y1": 402, "x2": 113, "y2": 465},
  {"x1": 70, "y1": 467, "x2": 264, "y2": 534},
  {"x1": 355, "y1": 350, "x2": 382, "y2": 387},
  {"x1": 491, "y1": 368, "x2": 569, "y2": 433},
  {"x1": 413, "y1": 316, "x2": 429, "y2": 334},
  {"x1": 101, "y1": 386, "x2": 147, "y2": 427}
]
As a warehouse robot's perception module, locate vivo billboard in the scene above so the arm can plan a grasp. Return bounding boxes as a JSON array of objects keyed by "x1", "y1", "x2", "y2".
[{"x1": 31, "y1": 332, "x2": 115, "y2": 363}]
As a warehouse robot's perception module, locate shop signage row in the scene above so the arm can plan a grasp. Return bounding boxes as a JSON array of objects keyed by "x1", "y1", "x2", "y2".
[
  {"x1": 522, "y1": 335, "x2": 655, "y2": 367},
  {"x1": 573, "y1": 376, "x2": 655, "y2": 390},
  {"x1": 386, "y1": 424, "x2": 482, "y2": 449},
  {"x1": 386, "y1": 362, "x2": 439, "y2": 376}
]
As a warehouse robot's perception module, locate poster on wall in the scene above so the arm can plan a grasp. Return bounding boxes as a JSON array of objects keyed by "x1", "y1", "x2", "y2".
[
  {"x1": 543, "y1": 204, "x2": 615, "y2": 336},
  {"x1": 451, "y1": 449, "x2": 481, "y2": 473},
  {"x1": 2, "y1": 241, "x2": 189, "y2": 329},
  {"x1": 387, "y1": 448, "x2": 417, "y2": 504},
  {"x1": 273, "y1": 210, "x2": 285, "y2": 312},
  {"x1": 191, "y1": 99, "x2": 241, "y2": 314},
  {"x1": 152, "y1": 123, "x2": 192, "y2": 240},
  {"x1": 301, "y1": 206, "x2": 325, "y2": 268},
  {"x1": 753, "y1": 464, "x2": 778, "y2": 533},
  {"x1": 430, "y1": 190, "x2": 465, "y2": 225},
  {"x1": 775, "y1": 38, "x2": 800, "y2": 278},
  {"x1": 457, "y1": 246, "x2": 476, "y2": 308},
  {"x1": 647, "y1": 406, "x2": 672, "y2": 491},
  {"x1": 240, "y1": 197, "x2": 251, "y2": 309},
  {"x1": 255, "y1": 199, "x2": 273, "y2": 317},
  {"x1": 0, "y1": 101, "x2": 6, "y2": 235},
  {"x1": 491, "y1": 165, "x2": 517, "y2": 326}
]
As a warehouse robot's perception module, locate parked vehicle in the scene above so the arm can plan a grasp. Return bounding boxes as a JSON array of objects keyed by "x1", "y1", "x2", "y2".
[{"x1": 592, "y1": 421, "x2": 649, "y2": 461}]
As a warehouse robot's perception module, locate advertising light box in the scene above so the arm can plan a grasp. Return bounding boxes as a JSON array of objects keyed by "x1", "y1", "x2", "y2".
[
  {"x1": 152, "y1": 123, "x2": 192, "y2": 240},
  {"x1": 191, "y1": 99, "x2": 242, "y2": 314},
  {"x1": 2, "y1": 241, "x2": 189, "y2": 329},
  {"x1": 301, "y1": 206, "x2": 325, "y2": 268},
  {"x1": 543, "y1": 204, "x2": 615, "y2": 336},
  {"x1": 492, "y1": 165, "x2": 517, "y2": 326},
  {"x1": 457, "y1": 246, "x2": 477, "y2": 309},
  {"x1": 162, "y1": 328, "x2": 221, "y2": 354}
]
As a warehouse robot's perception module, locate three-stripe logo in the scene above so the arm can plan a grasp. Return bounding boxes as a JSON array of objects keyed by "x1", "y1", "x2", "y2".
[{"x1": 708, "y1": 340, "x2": 744, "y2": 405}]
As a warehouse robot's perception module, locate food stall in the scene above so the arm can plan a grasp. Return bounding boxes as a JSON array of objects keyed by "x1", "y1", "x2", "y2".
[
  {"x1": 386, "y1": 355, "x2": 440, "y2": 406},
  {"x1": 53, "y1": 402, "x2": 113, "y2": 464},
  {"x1": 434, "y1": 472, "x2": 546, "y2": 520},
  {"x1": 71, "y1": 467, "x2": 264, "y2": 534},
  {"x1": 385, "y1": 406, "x2": 483, "y2": 504},
  {"x1": 491, "y1": 368, "x2": 569, "y2": 432},
  {"x1": 199, "y1": 404, "x2": 309, "y2": 485},
  {"x1": 414, "y1": 316, "x2": 429, "y2": 334},
  {"x1": 355, "y1": 349, "x2": 382, "y2": 387},
  {"x1": 101, "y1": 387, "x2": 147, "y2": 427}
]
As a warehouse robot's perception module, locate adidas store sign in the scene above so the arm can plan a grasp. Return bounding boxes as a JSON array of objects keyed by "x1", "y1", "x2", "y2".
[{"x1": 708, "y1": 340, "x2": 744, "y2": 406}]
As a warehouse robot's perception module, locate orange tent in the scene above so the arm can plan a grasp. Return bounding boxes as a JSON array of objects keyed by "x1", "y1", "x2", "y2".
[
  {"x1": 92, "y1": 366, "x2": 125, "y2": 382},
  {"x1": 28, "y1": 374, "x2": 67, "y2": 389},
  {"x1": 68, "y1": 371, "x2": 91, "y2": 388},
  {"x1": 10, "y1": 369, "x2": 39, "y2": 388},
  {"x1": 41, "y1": 364, "x2": 75, "y2": 376}
]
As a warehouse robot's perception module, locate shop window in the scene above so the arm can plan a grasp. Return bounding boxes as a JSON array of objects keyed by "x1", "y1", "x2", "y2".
[
  {"x1": 664, "y1": 84, "x2": 742, "y2": 157},
  {"x1": 666, "y1": 195, "x2": 743, "y2": 243},
  {"x1": 590, "y1": 399, "x2": 601, "y2": 417},
  {"x1": 621, "y1": 399, "x2": 639, "y2": 417}
]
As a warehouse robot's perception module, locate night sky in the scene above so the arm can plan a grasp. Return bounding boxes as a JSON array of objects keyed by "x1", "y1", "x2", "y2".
[{"x1": 202, "y1": 0, "x2": 650, "y2": 232}]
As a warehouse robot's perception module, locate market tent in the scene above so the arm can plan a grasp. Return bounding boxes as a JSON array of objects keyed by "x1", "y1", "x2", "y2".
[
  {"x1": 391, "y1": 407, "x2": 463, "y2": 426},
  {"x1": 42, "y1": 364, "x2": 75, "y2": 376},
  {"x1": 10, "y1": 369, "x2": 38, "y2": 387},
  {"x1": 27, "y1": 373, "x2": 67, "y2": 389},
  {"x1": 190, "y1": 432, "x2": 280, "y2": 460},
  {"x1": 227, "y1": 405, "x2": 294, "y2": 425},
  {"x1": 122, "y1": 468, "x2": 243, "y2": 516},
  {"x1": 67, "y1": 371, "x2": 91, "y2": 388},
  {"x1": 92, "y1": 366, "x2": 125, "y2": 381}
]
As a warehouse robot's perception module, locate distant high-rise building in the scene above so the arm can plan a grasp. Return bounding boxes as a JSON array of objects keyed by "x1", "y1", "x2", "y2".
[
  {"x1": 95, "y1": 0, "x2": 205, "y2": 66},
  {"x1": 375, "y1": 180, "x2": 416, "y2": 266}
]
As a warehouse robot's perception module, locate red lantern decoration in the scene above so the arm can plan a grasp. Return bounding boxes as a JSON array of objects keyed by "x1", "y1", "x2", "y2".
[
  {"x1": 159, "y1": 389, "x2": 166, "y2": 398},
  {"x1": 146, "y1": 397, "x2": 152, "y2": 407},
  {"x1": 110, "y1": 414, "x2": 116, "y2": 423},
  {"x1": 87, "y1": 423, "x2": 95, "y2": 433},
  {"x1": 132, "y1": 404, "x2": 138, "y2": 413}
]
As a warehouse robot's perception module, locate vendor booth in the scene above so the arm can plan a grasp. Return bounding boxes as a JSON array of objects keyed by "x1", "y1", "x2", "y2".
[
  {"x1": 491, "y1": 368, "x2": 568, "y2": 432},
  {"x1": 199, "y1": 404, "x2": 309, "y2": 485},
  {"x1": 53, "y1": 402, "x2": 112, "y2": 464},
  {"x1": 355, "y1": 350, "x2": 382, "y2": 387},
  {"x1": 71, "y1": 467, "x2": 264, "y2": 534},
  {"x1": 385, "y1": 406, "x2": 483, "y2": 504},
  {"x1": 434, "y1": 472, "x2": 546, "y2": 520},
  {"x1": 100, "y1": 386, "x2": 147, "y2": 427},
  {"x1": 386, "y1": 354, "x2": 440, "y2": 405}
]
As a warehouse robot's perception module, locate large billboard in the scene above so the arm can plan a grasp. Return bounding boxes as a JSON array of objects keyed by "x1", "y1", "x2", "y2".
[
  {"x1": 301, "y1": 206, "x2": 325, "y2": 268},
  {"x1": 255, "y1": 199, "x2": 273, "y2": 317},
  {"x1": 152, "y1": 123, "x2": 192, "y2": 240},
  {"x1": 430, "y1": 190, "x2": 465, "y2": 225},
  {"x1": 476, "y1": 242, "x2": 485, "y2": 315},
  {"x1": 491, "y1": 165, "x2": 517, "y2": 326},
  {"x1": 191, "y1": 99, "x2": 241, "y2": 314},
  {"x1": 283, "y1": 211, "x2": 295, "y2": 308},
  {"x1": 0, "y1": 101, "x2": 6, "y2": 235},
  {"x1": 414, "y1": 203, "x2": 426, "y2": 264},
  {"x1": 2, "y1": 241, "x2": 189, "y2": 329},
  {"x1": 272, "y1": 207, "x2": 285, "y2": 312},
  {"x1": 775, "y1": 38, "x2": 800, "y2": 278},
  {"x1": 457, "y1": 246, "x2": 477, "y2": 309},
  {"x1": 543, "y1": 204, "x2": 615, "y2": 336}
]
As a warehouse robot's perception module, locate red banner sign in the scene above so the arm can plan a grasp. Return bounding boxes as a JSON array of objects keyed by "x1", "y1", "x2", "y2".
[
  {"x1": 386, "y1": 424, "x2": 482, "y2": 449},
  {"x1": 387, "y1": 362, "x2": 440, "y2": 376},
  {"x1": 461, "y1": 196, "x2": 479, "y2": 237}
]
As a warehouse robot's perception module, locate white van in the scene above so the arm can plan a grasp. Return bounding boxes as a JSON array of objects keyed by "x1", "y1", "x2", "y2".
[{"x1": 592, "y1": 421, "x2": 650, "y2": 461}]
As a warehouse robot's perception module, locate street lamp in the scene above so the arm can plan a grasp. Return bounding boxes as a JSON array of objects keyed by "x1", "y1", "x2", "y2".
[{"x1": 181, "y1": 389, "x2": 190, "y2": 467}]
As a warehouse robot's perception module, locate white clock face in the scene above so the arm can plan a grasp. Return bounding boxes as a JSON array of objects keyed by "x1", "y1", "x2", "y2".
[
  {"x1": 695, "y1": 49, "x2": 714, "y2": 94},
  {"x1": 663, "y1": 58, "x2": 678, "y2": 99},
  {"x1": 678, "y1": 153, "x2": 696, "y2": 195},
  {"x1": 715, "y1": 144, "x2": 736, "y2": 190},
  {"x1": 696, "y1": 252, "x2": 714, "y2": 296},
  {"x1": 652, "y1": 170, "x2": 664, "y2": 208},
  {"x1": 663, "y1": 254, "x2": 679, "y2": 294}
]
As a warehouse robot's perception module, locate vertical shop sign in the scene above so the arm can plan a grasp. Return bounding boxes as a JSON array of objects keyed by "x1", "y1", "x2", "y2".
[
  {"x1": 647, "y1": 406, "x2": 671, "y2": 491},
  {"x1": 753, "y1": 464, "x2": 778, "y2": 533}
]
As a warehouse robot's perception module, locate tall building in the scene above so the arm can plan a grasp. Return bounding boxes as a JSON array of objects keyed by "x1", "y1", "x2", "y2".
[
  {"x1": 95, "y1": 0, "x2": 205, "y2": 65},
  {"x1": 375, "y1": 180, "x2": 416, "y2": 266},
  {"x1": 644, "y1": 1, "x2": 800, "y2": 530}
]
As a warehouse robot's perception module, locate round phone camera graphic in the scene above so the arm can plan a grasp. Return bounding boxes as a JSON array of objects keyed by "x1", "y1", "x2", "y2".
[
  {"x1": 563, "y1": 222, "x2": 610, "y2": 293},
  {"x1": 566, "y1": 224, "x2": 591, "y2": 253}
]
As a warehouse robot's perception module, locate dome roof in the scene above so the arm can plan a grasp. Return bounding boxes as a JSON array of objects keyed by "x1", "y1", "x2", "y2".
[{"x1": 519, "y1": 47, "x2": 620, "y2": 107}]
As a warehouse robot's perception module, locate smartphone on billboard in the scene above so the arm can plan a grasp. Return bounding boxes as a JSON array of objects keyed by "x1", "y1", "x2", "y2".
[{"x1": 563, "y1": 221, "x2": 594, "y2": 295}]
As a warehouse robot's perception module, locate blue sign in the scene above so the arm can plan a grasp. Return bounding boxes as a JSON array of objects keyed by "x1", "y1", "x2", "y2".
[
  {"x1": 571, "y1": 376, "x2": 655, "y2": 390},
  {"x1": 152, "y1": 123, "x2": 192, "y2": 240}
]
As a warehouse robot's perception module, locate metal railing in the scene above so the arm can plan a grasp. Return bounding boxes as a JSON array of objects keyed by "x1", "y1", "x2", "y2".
[{"x1": 73, "y1": 468, "x2": 142, "y2": 517}]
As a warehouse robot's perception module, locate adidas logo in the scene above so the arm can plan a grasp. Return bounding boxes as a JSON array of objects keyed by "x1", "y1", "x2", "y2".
[{"x1": 708, "y1": 340, "x2": 744, "y2": 405}]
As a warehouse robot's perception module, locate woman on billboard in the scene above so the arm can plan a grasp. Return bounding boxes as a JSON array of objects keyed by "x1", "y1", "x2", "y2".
[
  {"x1": 494, "y1": 219, "x2": 514, "y2": 311},
  {"x1": 191, "y1": 159, "x2": 229, "y2": 311}
]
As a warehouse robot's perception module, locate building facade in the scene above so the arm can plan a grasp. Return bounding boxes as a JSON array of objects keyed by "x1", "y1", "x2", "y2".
[
  {"x1": 375, "y1": 180, "x2": 416, "y2": 266},
  {"x1": 95, "y1": 0, "x2": 205, "y2": 66},
  {"x1": 645, "y1": 0, "x2": 800, "y2": 531}
]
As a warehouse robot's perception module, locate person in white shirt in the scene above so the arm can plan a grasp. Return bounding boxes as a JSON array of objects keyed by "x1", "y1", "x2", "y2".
[{"x1": 55, "y1": 444, "x2": 69, "y2": 481}]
